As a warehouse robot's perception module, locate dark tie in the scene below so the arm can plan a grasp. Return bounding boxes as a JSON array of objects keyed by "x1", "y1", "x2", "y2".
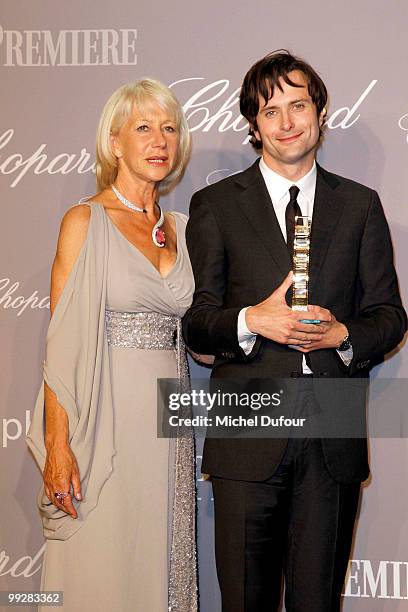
[{"x1": 285, "y1": 185, "x2": 302, "y2": 258}]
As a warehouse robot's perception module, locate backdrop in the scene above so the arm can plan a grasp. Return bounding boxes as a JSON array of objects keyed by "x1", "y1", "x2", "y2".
[{"x1": 1, "y1": 1, "x2": 407, "y2": 610}]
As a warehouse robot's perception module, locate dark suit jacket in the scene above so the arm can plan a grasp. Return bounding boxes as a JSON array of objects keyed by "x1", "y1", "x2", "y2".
[{"x1": 182, "y1": 159, "x2": 407, "y2": 483}]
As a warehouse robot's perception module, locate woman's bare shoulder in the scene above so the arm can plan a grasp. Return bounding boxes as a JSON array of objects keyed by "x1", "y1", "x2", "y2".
[
  {"x1": 62, "y1": 203, "x2": 92, "y2": 225},
  {"x1": 49, "y1": 205, "x2": 92, "y2": 311},
  {"x1": 52, "y1": 204, "x2": 96, "y2": 275},
  {"x1": 58, "y1": 204, "x2": 92, "y2": 252}
]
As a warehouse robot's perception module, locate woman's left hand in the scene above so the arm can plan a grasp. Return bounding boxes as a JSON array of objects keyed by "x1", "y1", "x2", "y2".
[{"x1": 187, "y1": 350, "x2": 215, "y2": 366}]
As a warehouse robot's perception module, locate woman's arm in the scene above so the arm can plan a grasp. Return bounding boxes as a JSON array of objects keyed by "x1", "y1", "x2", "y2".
[
  {"x1": 43, "y1": 204, "x2": 90, "y2": 518},
  {"x1": 186, "y1": 348, "x2": 214, "y2": 366}
]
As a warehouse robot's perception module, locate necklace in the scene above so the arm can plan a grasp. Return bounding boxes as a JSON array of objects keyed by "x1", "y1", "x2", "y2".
[{"x1": 111, "y1": 184, "x2": 166, "y2": 248}]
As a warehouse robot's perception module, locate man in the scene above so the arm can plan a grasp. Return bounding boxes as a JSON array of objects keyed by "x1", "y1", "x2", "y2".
[{"x1": 182, "y1": 51, "x2": 407, "y2": 611}]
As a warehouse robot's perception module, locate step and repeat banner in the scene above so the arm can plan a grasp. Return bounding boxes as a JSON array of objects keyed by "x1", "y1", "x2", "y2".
[{"x1": 1, "y1": 1, "x2": 408, "y2": 610}]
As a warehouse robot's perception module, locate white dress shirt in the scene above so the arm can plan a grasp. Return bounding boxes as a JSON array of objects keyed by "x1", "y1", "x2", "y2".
[{"x1": 237, "y1": 157, "x2": 352, "y2": 369}]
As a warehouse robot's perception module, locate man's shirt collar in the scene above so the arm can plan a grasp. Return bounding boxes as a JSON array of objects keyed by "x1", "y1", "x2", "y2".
[{"x1": 259, "y1": 157, "x2": 317, "y2": 205}]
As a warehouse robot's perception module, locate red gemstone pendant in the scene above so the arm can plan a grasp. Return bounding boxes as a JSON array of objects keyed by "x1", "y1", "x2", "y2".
[{"x1": 154, "y1": 227, "x2": 166, "y2": 247}]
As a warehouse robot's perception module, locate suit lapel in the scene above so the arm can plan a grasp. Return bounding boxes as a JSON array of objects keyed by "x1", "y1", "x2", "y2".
[
  {"x1": 234, "y1": 161, "x2": 345, "y2": 289},
  {"x1": 309, "y1": 165, "x2": 345, "y2": 298},
  {"x1": 235, "y1": 160, "x2": 291, "y2": 276}
]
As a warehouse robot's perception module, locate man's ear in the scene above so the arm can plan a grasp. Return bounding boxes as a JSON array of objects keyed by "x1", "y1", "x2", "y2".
[
  {"x1": 110, "y1": 133, "x2": 122, "y2": 158},
  {"x1": 251, "y1": 123, "x2": 261, "y2": 143},
  {"x1": 319, "y1": 108, "x2": 327, "y2": 126}
]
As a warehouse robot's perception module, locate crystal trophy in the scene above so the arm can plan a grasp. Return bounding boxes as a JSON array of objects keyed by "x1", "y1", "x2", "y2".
[{"x1": 292, "y1": 216, "x2": 311, "y2": 311}]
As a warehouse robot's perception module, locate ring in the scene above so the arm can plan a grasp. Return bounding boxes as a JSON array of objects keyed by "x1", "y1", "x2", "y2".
[{"x1": 54, "y1": 491, "x2": 69, "y2": 504}]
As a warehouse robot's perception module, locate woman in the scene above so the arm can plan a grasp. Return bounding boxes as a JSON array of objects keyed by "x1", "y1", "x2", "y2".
[{"x1": 26, "y1": 79, "x2": 198, "y2": 611}]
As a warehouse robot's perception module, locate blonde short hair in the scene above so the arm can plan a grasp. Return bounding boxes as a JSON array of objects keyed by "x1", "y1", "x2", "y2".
[{"x1": 96, "y1": 79, "x2": 191, "y2": 195}]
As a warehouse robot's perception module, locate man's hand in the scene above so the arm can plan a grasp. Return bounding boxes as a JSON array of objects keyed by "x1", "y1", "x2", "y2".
[
  {"x1": 245, "y1": 272, "x2": 327, "y2": 345},
  {"x1": 293, "y1": 306, "x2": 348, "y2": 353}
]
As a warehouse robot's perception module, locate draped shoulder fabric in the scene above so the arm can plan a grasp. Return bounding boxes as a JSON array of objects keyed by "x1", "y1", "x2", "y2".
[{"x1": 26, "y1": 202, "x2": 115, "y2": 541}]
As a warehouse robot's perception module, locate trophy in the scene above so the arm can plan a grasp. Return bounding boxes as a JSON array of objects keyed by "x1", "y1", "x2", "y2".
[{"x1": 291, "y1": 215, "x2": 311, "y2": 312}]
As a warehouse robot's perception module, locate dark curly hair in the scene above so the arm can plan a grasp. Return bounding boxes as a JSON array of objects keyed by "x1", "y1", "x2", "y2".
[{"x1": 240, "y1": 50, "x2": 328, "y2": 149}]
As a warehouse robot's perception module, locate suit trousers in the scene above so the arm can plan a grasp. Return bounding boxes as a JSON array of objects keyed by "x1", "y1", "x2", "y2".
[{"x1": 211, "y1": 386, "x2": 361, "y2": 612}]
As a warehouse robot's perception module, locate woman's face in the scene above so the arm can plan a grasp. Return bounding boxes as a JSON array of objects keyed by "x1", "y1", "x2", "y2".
[{"x1": 111, "y1": 100, "x2": 180, "y2": 187}]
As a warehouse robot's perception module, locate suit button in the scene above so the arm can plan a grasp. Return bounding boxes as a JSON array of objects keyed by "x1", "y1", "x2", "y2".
[
  {"x1": 291, "y1": 371, "x2": 301, "y2": 378},
  {"x1": 319, "y1": 372, "x2": 329, "y2": 377}
]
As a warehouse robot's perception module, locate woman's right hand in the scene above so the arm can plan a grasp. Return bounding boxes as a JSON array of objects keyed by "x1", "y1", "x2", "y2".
[{"x1": 43, "y1": 443, "x2": 82, "y2": 519}]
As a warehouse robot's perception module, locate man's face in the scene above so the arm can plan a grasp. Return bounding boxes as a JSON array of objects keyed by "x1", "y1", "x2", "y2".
[{"x1": 253, "y1": 70, "x2": 325, "y2": 176}]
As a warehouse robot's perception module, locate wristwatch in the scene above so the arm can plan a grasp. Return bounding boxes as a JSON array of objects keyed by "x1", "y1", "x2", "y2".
[{"x1": 338, "y1": 332, "x2": 351, "y2": 352}]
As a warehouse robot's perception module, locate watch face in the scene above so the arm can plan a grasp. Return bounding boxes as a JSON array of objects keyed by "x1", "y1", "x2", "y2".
[{"x1": 339, "y1": 337, "x2": 351, "y2": 351}]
